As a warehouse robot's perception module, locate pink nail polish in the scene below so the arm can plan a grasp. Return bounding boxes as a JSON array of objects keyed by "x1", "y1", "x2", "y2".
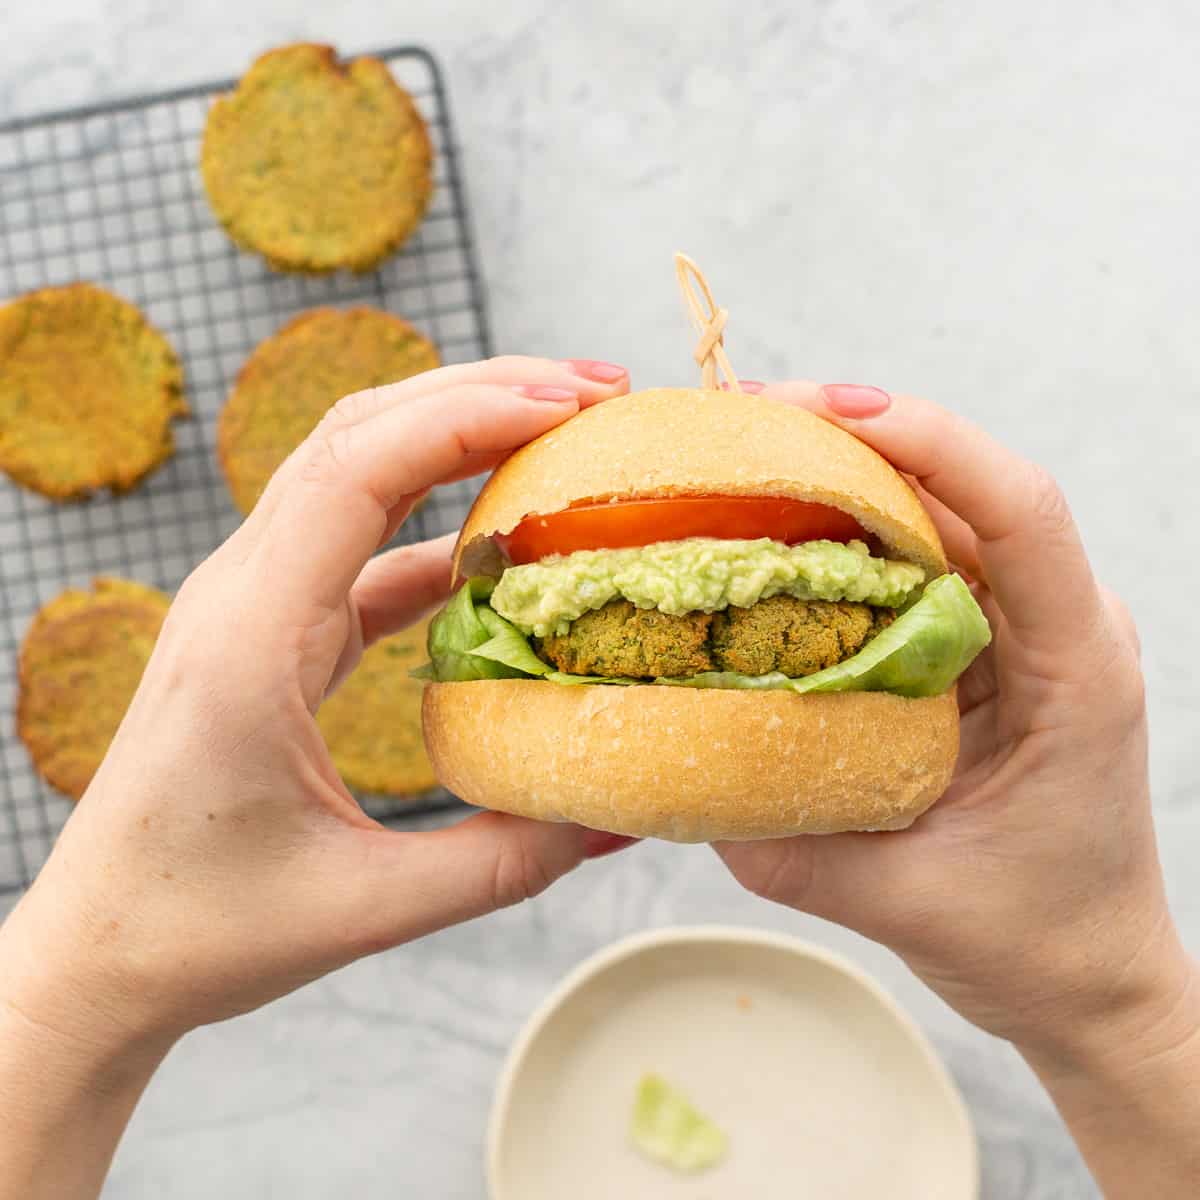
[
  {"x1": 514, "y1": 385, "x2": 578, "y2": 402},
  {"x1": 720, "y1": 379, "x2": 766, "y2": 394},
  {"x1": 558, "y1": 359, "x2": 627, "y2": 384},
  {"x1": 820, "y1": 384, "x2": 891, "y2": 418},
  {"x1": 582, "y1": 831, "x2": 640, "y2": 859}
]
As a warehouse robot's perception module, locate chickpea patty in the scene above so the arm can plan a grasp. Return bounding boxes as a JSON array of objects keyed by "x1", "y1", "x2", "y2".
[{"x1": 535, "y1": 595, "x2": 894, "y2": 679}]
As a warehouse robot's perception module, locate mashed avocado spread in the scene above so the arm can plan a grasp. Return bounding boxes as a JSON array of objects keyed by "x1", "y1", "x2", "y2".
[{"x1": 490, "y1": 538, "x2": 925, "y2": 638}]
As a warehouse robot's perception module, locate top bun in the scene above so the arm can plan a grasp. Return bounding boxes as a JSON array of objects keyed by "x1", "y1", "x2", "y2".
[{"x1": 455, "y1": 388, "x2": 947, "y2": 578}]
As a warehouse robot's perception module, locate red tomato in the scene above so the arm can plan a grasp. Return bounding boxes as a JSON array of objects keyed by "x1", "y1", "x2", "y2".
[{"x1": 496, "y1": 496, "x2": 868, "y2": 564}]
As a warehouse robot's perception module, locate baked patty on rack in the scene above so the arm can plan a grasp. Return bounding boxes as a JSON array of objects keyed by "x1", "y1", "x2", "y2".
[
  {"x1": 217, "y1": 305, "x2": 439, "y2": 514},
  {"x1": 17, "y1": 578, "x2": 170, "y2": 801},
  {"x1": 201, "y1": 43, "x2": 434, "y2": 273},
  {"x1": 0, "y1": 283, "x2": 185, "y2": 501}
]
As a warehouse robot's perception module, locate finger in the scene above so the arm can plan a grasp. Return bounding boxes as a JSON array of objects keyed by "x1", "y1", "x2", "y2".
[
  {"x1": 908, "y1": 479, "x2": 982, "y2": 579},
  {"x1": 351, "y1": 534, "x2": 456, "y2": 646},
  {"x1": 307, "y1": 354, "x2": 631, "y2": 430},
  {"x1": 341, "y1": 813, "x2": 630, "y2": 949},
  {"x1": 248, "y1": 384, "x2": 582, "y2": 619},
  {"x1": 1101, "y1": 585, "x2": 1141, "y2": 659},
  {"x1": 761, "y1": 380, "x2": 1102, "y2": 647},
  {"x1": 956, "y1": 641, "x2": 999, "y2": 718},
  {"x1": 955, "y1": 694, "x2": 1000, "y2": 778},
  {"x1": 377, "y1": 491, "x2": 431, "y2": 548},
  {"x1": 233, "y1": 356, "x2": 630, "y2": 548},
  {"x1": 399, "y1": 355, "x2": 629, "y2": 412},
  {"x1": 434, "y1": 450, "x2": 533, "y2": 486},
  {"x1": 715, "y1": 833, "x2": 927, "y2": 948}
]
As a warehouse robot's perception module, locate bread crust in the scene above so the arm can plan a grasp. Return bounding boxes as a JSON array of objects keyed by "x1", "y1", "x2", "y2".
[
  {"x1": 454, "y1": 388, "x2": 948, "y2": 580},
  {"x1": 423, "y1": 681, "x2": 959, "y2": 841}
]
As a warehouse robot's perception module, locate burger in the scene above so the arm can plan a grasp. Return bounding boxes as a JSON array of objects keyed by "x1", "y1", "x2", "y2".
[{"x1": 419, "y1": 387, "x2": 991, "y2": 842}]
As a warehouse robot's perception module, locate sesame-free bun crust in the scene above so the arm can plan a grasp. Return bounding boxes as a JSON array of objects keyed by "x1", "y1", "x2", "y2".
[
  {"x1": 455, "y1": 388, "x2": 948, "y2": 579},
  {"x1": 424, "y1": 682, "x2": 958, "y2": 841}
]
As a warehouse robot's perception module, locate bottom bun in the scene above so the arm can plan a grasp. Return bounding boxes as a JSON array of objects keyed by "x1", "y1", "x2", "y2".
[{"x1": 422, "y1": 681, "x2": 959, "y2": 842}]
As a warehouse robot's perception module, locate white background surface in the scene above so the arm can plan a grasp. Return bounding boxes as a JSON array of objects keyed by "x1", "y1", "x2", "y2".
[{"x1": 4, "y1": 4, "x2": 1200, "y2": 1197}]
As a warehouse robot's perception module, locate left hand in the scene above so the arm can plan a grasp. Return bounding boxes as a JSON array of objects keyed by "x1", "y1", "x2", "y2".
[{"x1": 0, "y1": 356, "x2": 632, "y2": 1054}]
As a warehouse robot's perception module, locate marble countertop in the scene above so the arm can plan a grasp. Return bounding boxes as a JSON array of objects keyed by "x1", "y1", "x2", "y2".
[{"x1": 4, "y1": 3, "x2": 1200, "y2": 1197}]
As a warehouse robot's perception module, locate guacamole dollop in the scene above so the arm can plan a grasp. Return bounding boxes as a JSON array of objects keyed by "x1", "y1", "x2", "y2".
[{"x1": 490, "y1": 538, "x2": 926, "y2": 637}]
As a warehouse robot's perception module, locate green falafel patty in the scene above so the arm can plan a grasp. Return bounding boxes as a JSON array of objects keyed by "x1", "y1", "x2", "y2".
[{"x1": 535, "y1": 595, "x2": 895, "y2": 679}]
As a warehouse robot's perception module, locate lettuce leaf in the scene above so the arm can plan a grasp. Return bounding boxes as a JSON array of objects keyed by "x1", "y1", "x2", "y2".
[
  {"x1": 424, "y1": 577, "x2": 526, "y2": 681},
  {"x1": 419, "y1": 573, "x2": 990, "y2": 697},
  {"x1": 545, "y1": 670, "x2": 640, "y2": 686},
  {"x1": 472, "y1": 605, "x2": 553, "y2": 676},
  {"x1": 630, "y1": 1073, "x2": 727, "y2": 1172}
]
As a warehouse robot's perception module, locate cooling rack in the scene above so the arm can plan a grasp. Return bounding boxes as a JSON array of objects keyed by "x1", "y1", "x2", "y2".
[{"x1": 0, "y1": 46, "x2": 490, "y2": 894}]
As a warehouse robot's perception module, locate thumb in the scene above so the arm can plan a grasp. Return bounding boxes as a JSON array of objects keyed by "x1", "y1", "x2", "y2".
[
  {"x1": 715, "y1": 833, "x2": 928, "y2": 945},
  {"x1": 340, "y1": 812, "x2": 632, "y2": 952}
]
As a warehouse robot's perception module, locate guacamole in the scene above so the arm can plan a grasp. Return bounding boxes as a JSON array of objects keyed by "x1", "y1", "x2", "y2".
[{"x1": 490, "y1": 538, "x2": 926, "y2": 637}]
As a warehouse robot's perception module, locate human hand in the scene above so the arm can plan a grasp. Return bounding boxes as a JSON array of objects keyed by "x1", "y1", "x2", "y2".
[
  {"x1": 717, "y1": 382, "x2": 1194, "y2": 1068},
  {"x1": 0, "y1": 356, "x2": 634, "y2": 1055}
]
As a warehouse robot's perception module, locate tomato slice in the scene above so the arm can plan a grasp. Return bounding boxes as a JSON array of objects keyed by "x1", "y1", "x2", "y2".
[{"x1": 496, "y1": 496, "x2": 868, "y2": 564}]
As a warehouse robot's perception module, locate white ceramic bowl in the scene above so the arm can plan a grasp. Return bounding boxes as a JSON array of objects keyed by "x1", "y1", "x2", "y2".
[{"x1": 488, "y1": 925, "x2": 977, "y2": 1199}]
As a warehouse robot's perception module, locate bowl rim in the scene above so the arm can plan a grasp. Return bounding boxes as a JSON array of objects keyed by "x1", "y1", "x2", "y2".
[{"x1": 486, "y1": 923, "x2": 979, "y2": 1198}]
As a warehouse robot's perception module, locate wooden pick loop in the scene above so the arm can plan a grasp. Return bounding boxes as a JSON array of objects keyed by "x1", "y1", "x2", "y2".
[{"x1": 674, "y1": 252, "x2": 742, "y2": 392}]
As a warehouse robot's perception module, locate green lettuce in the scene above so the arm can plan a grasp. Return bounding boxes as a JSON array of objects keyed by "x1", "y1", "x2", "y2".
[
  {"x1": 419, "y1": 572, "x2": 990, "y2": 698},
  {"x1": 630, "y1": 1073, "x2": 727, "y2": 1173},
  {"x1": 472, "y1": 605, "x2": 553, "y2": 676},
  {"x1": 424, "y1": 577, "x2": 526, "y2": 681}
]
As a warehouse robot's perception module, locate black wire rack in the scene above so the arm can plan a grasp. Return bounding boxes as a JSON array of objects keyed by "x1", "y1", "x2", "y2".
[{"x1": 0, "y1": 46, "x2": 490, "y2": 895}]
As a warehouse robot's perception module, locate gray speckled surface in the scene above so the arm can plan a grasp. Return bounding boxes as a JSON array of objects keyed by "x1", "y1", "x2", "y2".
[{"x1": 3, "y1": 4, "x2": 1199, "y2": 1197}]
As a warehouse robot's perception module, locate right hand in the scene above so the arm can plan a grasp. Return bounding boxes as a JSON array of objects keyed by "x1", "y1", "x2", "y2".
[{"x1": 718, "y1": 381, "x2": 1194, "y2": 1069}]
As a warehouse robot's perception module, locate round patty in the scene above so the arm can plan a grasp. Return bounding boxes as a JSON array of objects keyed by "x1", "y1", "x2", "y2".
[
  {"x1": 535, "y1": 595, "x2": 893, "y2": 679},
  {"x1": 711, "y1": 595, "x2": 894, "y2": 677},
  {"x1": 535, "y1": 600, "x2": 713, "y2": 678},
  {"x1": 18, "y1": 578, "x2": 170, "y2": 800},
  {"x1": 0, "y1": 284, "x2": 185, "y2": 500},
  {"x1": 217, "y1": 306, "x2": 440, "y2": 514},
  {"x1": 316, "y1": 616, "x2": 437, "y2": 796},
  {"x1": 201, "y1": 43, "x2": 433, "y2": 273}
]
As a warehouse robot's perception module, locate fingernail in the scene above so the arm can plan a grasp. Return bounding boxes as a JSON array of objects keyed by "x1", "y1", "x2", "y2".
[
  {"x1": 820, "y1": 384, "x2": 891, "y2": 418},
  {"x1": 513, "y1": 385, "x2": 579, "y2": 402},
  {"x1": 582, "y1": 831, "x2": 640, "y2": 859},
  {"x1": 720, "y1": 379, "x2": 766, "y2": 394},
  {"x1": 557, "y1": 359, "x2": 627, "y2": 384}
]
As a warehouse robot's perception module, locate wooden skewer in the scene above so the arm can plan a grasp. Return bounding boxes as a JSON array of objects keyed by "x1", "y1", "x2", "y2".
[{"x1": 674, "y1": 252, "x2": 742, "y2": 392}]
